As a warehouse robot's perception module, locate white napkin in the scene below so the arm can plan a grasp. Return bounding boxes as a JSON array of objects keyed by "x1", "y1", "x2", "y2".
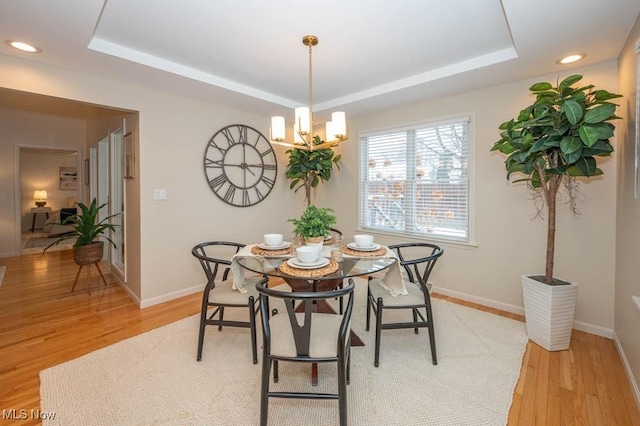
[
  {"x1": 372, "y1": 249, "x2": 409, "y2": 297},
  {"x1": 230, "y1": 245, "x2": 256, "y2": 293},
  {"x1": 231, "y1": 244, "x2": 294, "y2": 292}
]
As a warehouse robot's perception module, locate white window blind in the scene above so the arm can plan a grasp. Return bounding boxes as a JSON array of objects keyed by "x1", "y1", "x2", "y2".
[{"x1": 360, "y1": 118, "x2": 470, "y2": 242}]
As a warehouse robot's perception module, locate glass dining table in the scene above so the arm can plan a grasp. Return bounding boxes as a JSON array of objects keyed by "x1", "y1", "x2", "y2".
[{"x1": 235, "y1": 250, "x2": 397, "y2": 385}]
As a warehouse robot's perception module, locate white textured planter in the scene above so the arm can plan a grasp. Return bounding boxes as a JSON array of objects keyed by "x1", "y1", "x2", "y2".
[{"x1": 521, "y1": 275, "x2": 579, "y2": 351}]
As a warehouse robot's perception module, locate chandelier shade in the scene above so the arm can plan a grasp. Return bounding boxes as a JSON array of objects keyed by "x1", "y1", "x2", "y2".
[{"x1": 270, "y1": 35, "x2": 348, "y2": 150}]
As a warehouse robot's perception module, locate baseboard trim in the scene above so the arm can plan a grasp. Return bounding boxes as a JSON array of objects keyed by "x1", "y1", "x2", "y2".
[
  {"x1": 613, "y1": 332, "x2": 640, "y2": 412},
  {"x1": 432, "y1": 285, "x2": 525, "y2": 316},
  {"x1": 431, "y1": 285, "x2": 614, "y2": 339},
  {"x1": 139, "y1": 283, "x2": 204, "y2": 309},
  {"x1": 0, "y1": 251, "x2": 20, "y2": 258}
]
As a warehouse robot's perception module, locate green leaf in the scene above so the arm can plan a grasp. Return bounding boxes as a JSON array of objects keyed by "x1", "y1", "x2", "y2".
[
  {"x1": 584, "y1": 103, "x2": 616, "y2": 124},
  {"x1": 574, "y1": 156, "x2": 597, "y2": 176},
  {"x1": 563, "y1": 147, "x2": 583, "y2": 164},
  {"x1": 578, "y1": 125, "x2": 599, "y2": 147},
  {"x1": 530, "y1": 82, "x2": 553, "y2": 91},
  {"x1": 560, "y1": 136, "x2": 582, "y2": 155},
  {"x1": 594, "y1": 90, "x2": 622, "y2": 101},
  {"x1": 561, "y1": 99, "x2": 583, "y2": 125},
  {"x1": 559, "y1": 74, "x2": 583, "y2": 89}
]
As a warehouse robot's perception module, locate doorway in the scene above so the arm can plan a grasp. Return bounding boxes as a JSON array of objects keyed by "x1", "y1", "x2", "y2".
[
  {"x1": 17, "y1": 146, "x2": 82, "y2": 254},
  {"x1": 89, "y1": 127, "x2": 126, "y2": 280}
]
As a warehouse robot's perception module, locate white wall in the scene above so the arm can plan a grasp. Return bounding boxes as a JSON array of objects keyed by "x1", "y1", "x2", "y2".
[
  {"x1": 0, "y1": 50, "x2": 622, "y2": 334},
  {"x1": 321, "y1": 61, "x2": 619, "y2": 334},
  {"x1": 615, "y1": 14, "x2": 640, "y2": 401}
]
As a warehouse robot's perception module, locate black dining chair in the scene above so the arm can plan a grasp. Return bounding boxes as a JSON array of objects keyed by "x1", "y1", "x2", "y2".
[
  {"x1": 256, "y1": 278, "x2": 355, "y2": 426},
  {"x1": 366, "y1": 242, "x2": 443, "y2": 367},
  {"x1": 329, "y1": 227, "x2": 346, "y2": 314},
  {"x1": 192, "y1": 241, "x2": 263, "y2": 364}
]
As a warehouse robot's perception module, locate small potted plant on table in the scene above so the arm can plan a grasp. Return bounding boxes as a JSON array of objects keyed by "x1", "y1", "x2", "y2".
[{"x1": 288, "y1": 205, "x2": 337, "y2": 245}]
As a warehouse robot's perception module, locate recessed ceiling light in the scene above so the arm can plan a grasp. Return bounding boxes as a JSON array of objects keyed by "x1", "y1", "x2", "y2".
[
  {"x1": 5, "y1": 40, "x2": 41, "y2": 53},
  {"x1": 556, "y1": 53, "x2": 586, "y2": 65}
]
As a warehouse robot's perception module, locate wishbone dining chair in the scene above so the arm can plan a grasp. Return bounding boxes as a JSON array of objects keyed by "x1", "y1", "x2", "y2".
[{"x1": 192, "y1": 241, "x2": 265, "y2": 364}]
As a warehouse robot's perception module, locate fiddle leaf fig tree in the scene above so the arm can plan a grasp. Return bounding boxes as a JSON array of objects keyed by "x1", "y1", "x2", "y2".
[
  {"x1": 491, "y1": 74, "x2": 621, "y2": 285},
  {"x1": 285, "y1": 135, "x2": 341, "y2": 207}
]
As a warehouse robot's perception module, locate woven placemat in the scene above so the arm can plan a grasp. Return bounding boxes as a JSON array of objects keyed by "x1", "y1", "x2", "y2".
[
  {"x1": 251, "y1": 245, "x2": 291, "y2": 256},
  {"x1": 341, "y1": 246, "x2": 388, "y2": 257},
  {"x1": 278, "y1": 259, "x2": 339, "y2": 278}
]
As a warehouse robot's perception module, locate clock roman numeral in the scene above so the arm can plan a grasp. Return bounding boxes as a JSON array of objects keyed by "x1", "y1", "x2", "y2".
[
  {"x1": 208, "y1": 140, "x2": 226, "y2": 155},
  {"x1": 205, "y1": 158, "x2": 223, "y2": 168},
  {"x1": 221, "y1": 128, "x2": 237, "y2": 147},
  {"x1": 224, "y1": 185, "x2": 236, "y2": 203},
  {"x1": 260, "y1": 147, "x2": 274, "y2": 158},
  {"x1": 209, "y1": 174, "x2": 227, "y2": 190},
  {"x1": 255, "y1": 186, "x2": 263, "y2": 201},
  {"x1": 261, "y1": 175, "x2": 275, "y2": 188},
  {"x1": 263, "y1": 164, "x2": 276, "y2": 171},
  {"x1": 242, "y1": 189, "x2": 250, "y2": 206},
  {"x1": 237, "y1": 125, "x2": 248, "y2": 144}
]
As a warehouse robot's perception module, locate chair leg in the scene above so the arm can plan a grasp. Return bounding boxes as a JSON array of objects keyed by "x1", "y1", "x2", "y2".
[
  {"x1": 337, "y1": 355, "x2": 348, "y2": 426},
  {"x1": 260, "y1": 358, "x2": 271, "y2": 426},
  {"x1": 412, "y1": 308, "x2": 419, "y2": 334},
  {"x1": 218, "y1": 307, "x2": 225, "y2": 331},
  {"x1": 346, "y1": 345, "x2": 351, "y2": 385},
  {"x1": 273, "y1": 360, "x2": 279, "y2": 383},
  {"x1": 426, "y1": 307, "x2": 437, "y2": 365},
  {"x1": 366, "y1": 291, "x2": 371, "y2": 331},
  {"x1": 374, "y1": 298, "x2": 383, "y2": 367},
  {"x1": 197, "y1": 290, "x2": 210, "y2": 361},
  {"x1": 249, "y1": 301, "x2": 258, "y2": 364}
]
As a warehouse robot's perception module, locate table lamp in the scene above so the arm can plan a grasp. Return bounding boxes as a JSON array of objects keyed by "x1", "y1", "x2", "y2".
[{"x1": 34, "y1": 190, "x2": 47, "y2": 207}]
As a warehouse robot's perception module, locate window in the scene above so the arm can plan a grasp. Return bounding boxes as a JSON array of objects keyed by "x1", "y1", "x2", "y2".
[{"x1": 360, "y1": 117, "x2": 471, "y2": 242}]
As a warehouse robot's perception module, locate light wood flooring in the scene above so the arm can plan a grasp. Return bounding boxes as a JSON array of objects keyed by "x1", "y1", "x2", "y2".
[{"x1": 1, "y1": 250, "x2": 638, "y2": 425}]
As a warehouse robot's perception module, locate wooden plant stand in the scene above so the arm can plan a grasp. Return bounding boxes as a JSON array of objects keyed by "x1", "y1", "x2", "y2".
[{"x1": 72, "y1": 242, "x2": 107, "y2": 295}]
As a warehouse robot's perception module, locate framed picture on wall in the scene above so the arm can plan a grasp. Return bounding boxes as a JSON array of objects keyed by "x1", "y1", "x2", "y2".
[
  {"x1": 84, "y1": 159, "x2": 90, "y2": 185},
  {"x1": 59, "y1": 167, "x2": 78, "y2": 190},
  {"x1": 124, "y1": 131, "x2": 135, "y2": 179}
]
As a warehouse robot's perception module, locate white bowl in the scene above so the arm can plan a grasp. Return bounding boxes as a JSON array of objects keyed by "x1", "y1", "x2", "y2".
[
  {"x1": 263, "y1": 233, "x2": 283, "y2": 246},
  {"x1": 296, "y1": 245, "x2": 322, "y2": 264},
  {"x1": 354, "y1": 234, "x2": 374, "y2": 248}
]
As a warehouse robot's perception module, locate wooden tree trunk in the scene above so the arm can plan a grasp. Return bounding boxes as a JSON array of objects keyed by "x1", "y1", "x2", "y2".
[{"x1": 544, "y1": 176, "x2": 561, "y2": 284}]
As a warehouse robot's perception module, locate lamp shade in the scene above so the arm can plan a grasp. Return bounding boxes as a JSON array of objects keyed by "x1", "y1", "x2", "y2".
[
  {"x1": 270, "y1": 116, "x2": 285, "y2": 141},
  {"x1": 34, "y1": 190, "x2": 47, "y2": 207},
  {"x1": 33, "y1": 190, "x2": 47, "y2": 201}
]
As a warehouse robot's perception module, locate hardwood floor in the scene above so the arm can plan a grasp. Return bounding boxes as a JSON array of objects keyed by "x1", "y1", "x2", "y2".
[{"x1": 1, "y1": 250, "x2": 638, "y2": 425}]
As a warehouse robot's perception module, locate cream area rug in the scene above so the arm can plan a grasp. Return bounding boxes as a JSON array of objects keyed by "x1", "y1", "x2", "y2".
[{"x1": 40, "y1": 279, "x2": 527, "y2": 425}]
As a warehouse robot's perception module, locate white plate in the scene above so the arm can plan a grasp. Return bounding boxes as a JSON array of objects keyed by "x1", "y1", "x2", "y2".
[
  {"x1": 258, "y1": 242, "x2": 290, "y2": 250},
  {"x1": 287, "y1": 257, "x2": 330, "y2": 269},
  {"x1": 347, "y1": 242, "x2": 381, "y2": 252}
]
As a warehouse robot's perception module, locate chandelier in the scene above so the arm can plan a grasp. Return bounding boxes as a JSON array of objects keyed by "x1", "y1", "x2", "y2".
[{"x1": 270, "y1": 35, "x2": 348, "y2": 151}]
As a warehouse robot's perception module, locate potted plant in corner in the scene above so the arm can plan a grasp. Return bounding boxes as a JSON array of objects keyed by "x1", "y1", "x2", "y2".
[
  {"x1": 288, "y1": 205, "x2": 337, "y2": 245},
  {"x1": 286, "y1": 135, "x2": 342, "y2": 207},
  {"x1": 491, "y1": 74, "x2": 621, "y2": 351},
  {"x1": 44, "y1": 198, "x2": 120, "y2": 266}
]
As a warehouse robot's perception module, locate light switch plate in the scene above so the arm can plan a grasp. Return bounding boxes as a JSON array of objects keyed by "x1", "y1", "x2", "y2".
[{"x1": 153, "y1": 189, "x2": 167, "y2": 200}]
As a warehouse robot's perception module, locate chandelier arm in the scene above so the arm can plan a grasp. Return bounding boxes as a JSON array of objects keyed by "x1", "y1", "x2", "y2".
[{"x1": 308, "y1": 39, "x2": 314, "y2": 149}]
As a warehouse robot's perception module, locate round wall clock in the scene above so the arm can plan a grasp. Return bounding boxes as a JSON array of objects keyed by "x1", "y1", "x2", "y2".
[{"x1": 204, "y1": 124, "x2": 277, "y2": 207}]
